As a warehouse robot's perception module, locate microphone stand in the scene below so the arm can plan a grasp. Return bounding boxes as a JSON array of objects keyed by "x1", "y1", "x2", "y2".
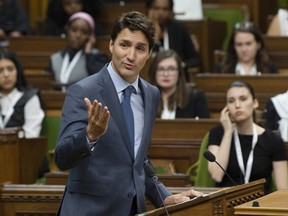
[
  {"x1": 150, "y1": 175, "x2": 170, "y2": 216},
  {"x1": 144, "y1": 161, "x2": 170, "y2": 216}
]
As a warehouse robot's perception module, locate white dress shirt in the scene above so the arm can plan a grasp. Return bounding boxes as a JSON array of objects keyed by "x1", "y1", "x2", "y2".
[{"x1": 0, "y1": 88, "x2": 45, "y2": 138}]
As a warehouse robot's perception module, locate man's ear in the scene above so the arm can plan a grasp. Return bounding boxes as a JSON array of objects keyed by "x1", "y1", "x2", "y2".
[{"x1": 109, "y1": 39, "x2": 114, "y2": 54}]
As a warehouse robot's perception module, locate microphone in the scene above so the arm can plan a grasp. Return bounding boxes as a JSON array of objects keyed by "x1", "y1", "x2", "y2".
[
  {"x1": 144, "y1": 161, "x2": 170, "y2": 216},
  {"x1": 203, "y1": 150, "x2": 238, "y2": 186}
]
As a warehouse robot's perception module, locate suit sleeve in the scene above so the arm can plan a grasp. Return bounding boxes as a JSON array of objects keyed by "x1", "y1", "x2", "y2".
[{"x1": 54, "y1": 84, "x2": 92, "y2": 171}]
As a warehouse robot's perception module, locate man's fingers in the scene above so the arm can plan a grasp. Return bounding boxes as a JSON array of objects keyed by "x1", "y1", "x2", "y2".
[{"x1": 84, "y1": 97, "x2": 92, "y2": 110}]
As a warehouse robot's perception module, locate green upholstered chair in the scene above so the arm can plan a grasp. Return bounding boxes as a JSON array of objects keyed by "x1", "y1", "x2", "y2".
[
  {"x1": 203, "y1": 4, "x2": 247, "y2": 50},
  {"x1": 41, "y1": 114, "x2": 61, "y2": 151},
  {"x1": 186, "y1": 132, "x2": 215, "y2": 187}
]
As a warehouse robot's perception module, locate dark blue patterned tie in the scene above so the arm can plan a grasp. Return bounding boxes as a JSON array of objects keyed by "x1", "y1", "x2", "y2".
[{"x1": 121, "y1": 85, "x2": 136, "y2": 150}]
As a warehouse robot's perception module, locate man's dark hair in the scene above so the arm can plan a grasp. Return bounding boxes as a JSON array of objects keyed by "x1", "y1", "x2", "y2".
[{"x1": 110, "y1": 11, "x2": 155, "y2": 51}]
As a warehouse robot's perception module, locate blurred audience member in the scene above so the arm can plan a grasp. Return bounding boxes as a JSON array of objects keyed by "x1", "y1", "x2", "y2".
[
  {"x1": 146, "y1": 0, "x2": 199, "y2": 80},
  {"x1": 0, "y1": 49, "x2": 44, "y2": 137},
  {"x1": 264, "y1": 91, "x2": 288, "y2": 141},
  {"x1": 0, "y1": 0, "x2": 30, "y2": 45},
  {"x1": 215, "y1": 21, "x2": 277, "y2": 75},
  {"x1": 267, "y1": 8, "x2": 288, "y2": 36},
  {"x1": 43, "y1": 0, "x2": 103, "y2": 36},
  {"x1": 149, "y1": 49, "x2": 209, "y2": 119},
  {"x1": 207, "y1": 81, "x2": 288, "y2": 194},
  {"x1": 49, "y1": 12, "x2": 110, "y2": 90}
]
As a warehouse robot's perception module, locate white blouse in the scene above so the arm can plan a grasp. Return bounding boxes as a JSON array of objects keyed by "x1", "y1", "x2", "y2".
[
  {"x1": 235, "y1": 63, "x2": 258, "y2": 75},
  {"x1": 0, "y1": 88, "x2": 45, "y2": 138}
]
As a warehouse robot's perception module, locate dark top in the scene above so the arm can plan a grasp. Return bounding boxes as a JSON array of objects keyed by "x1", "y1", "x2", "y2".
[
  {"x1": 214, "y1": 62, "x2": 278, "y2": 74},
  {"x1": 175, "y1": 87, "x2": 210, "y2": 118},
  {"x1": 0, "y1": 0, "x2": 30, "y2": 35},
  {"x1": 263, "y1": 99, "x2": 281, "y2": 131},
  {"x1": 153, "y1": 20, "x2": 199, "y2": 69},
  {"x1": 49, "y1": 48, "x2": 110, "y2": 76},
  {"x1": 6, "y1": 88, "x2": 40, "y2": 128},
  {"x1": 43, "y1": 0, "x2": 103, "y2": 36},
  {"x1": 208, "y1": 125, "x2": 287, "y2": 194}
]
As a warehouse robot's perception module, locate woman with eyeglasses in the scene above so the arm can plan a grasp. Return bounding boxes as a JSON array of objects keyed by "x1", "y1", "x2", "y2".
[
  {"x1": 207, "y1": 81, "x2": 288, "y2": 194},
  {"x1": 149, "y1": 49, "x2": 210, "y2": 119},
  {"x1": 215, "y1": 21, "x2": 277, "y2": 75}
]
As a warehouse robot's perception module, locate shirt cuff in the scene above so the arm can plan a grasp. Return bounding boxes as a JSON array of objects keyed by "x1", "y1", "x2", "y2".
[{"x1": 86, "y1": 136, "x2": 98, "y2": 151}]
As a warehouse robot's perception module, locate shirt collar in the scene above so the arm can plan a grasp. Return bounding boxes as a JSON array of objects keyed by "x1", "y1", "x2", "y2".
[{"x1": 107, "y1": 62, "x2": 139, "y2": 94}]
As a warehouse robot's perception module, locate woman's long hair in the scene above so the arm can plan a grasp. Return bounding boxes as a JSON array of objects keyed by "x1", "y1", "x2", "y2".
[
  {"x1": 0, "y1": 49, "x2": 27, "y2": 91},
  {"x1": 221, "y1": 22, "x2": 272, "y2": 74},
  {"x1": 149, "y1": 50, "x2": 189, "y2": 116}
]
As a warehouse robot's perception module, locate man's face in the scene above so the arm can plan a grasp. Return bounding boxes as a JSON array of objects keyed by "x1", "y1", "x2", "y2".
[{"x1": 109, "y1": 28, "x2": 151, "y2": 83}]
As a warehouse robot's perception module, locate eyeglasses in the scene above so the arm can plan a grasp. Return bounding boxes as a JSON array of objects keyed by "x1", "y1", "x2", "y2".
[
  {"x1": 156, "y1": 66, "x2": 178, "y2": 74},
  {"x1": 234, "y1": 21, "x2": 255, "y2": 30}
]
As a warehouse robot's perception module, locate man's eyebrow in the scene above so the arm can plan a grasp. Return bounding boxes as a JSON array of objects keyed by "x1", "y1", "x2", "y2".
[
  {"x1": 136, "y1": 42, "x2": 148, "y2": 47},
  {"x1": 119, "y1": 40, "x2": 148, "y2": 47}
]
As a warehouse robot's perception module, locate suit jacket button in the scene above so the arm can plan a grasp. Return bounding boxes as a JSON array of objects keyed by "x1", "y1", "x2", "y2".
[
  {"x1": 128, "y1": 193, "x2": 134, "y2": 198},
  {"x1": 81, "y1": 153, "x2": 87, "y2": 157}
]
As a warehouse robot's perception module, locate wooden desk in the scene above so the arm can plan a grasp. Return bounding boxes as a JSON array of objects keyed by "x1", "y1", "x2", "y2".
[
  {"x1": 263, "y1": 36, "x2": 288, "y2": 74},
  {"x1": 40, "y1": 90, "x2": 66, "y2": 111},
  {"x1": 7, "y1": 36, "x2": 110, "y2": 71},
  {"x1": 0, "y1": 179, "x2": 265, "y2": 216},
  {"x1": 234, "y1": 189, "x2": 288, "y2": 216},
  {"x1": 0, "y1": 184, "x2": 63, "y2": 216},
  {"x1": 0, "y1": 128, "x2": 48, "y2": 184},
  {"x1": 25, "y1": 69, "x2": 54, "y2": 90},
  {"x1": 149, "y1": 119, "x2": 218, "y2": 174},
  {"x1": 44, "y1": 171, "x2": 191, "y2": 187},
  {"x1": 0, "y1": 183, "x2": 215, "y2": 216},
  {"x1": 138, "y1": 179, "x2": 266, "y2": 216}
]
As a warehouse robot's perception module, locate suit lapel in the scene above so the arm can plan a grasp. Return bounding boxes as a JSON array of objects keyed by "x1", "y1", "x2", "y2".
[
  {"x1": 135, "y1": 79, "x2": 154, "y2": 161},
  {"x1": 99, "y1": 70, "x2": 135, "y2": 159}
]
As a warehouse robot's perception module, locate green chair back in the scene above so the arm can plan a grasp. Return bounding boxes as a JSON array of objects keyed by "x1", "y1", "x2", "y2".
[
  {"x1": 203, "y1": 5, "x2": 246, "y2": 50},
  {"x1": 41, "y1": 115, "x2": 61, "y2": 151},
  {"x1": 186, "y1": 132, "x2": 215, "y2": 187}
]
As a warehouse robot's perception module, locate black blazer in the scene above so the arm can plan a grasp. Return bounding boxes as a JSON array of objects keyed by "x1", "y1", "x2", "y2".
[
  {"x1": 154, "y1": 20, "x2": 199, "y2": 69},
  {"x1": 176, "y1": 87, "x2": 210, "y2": 118}
]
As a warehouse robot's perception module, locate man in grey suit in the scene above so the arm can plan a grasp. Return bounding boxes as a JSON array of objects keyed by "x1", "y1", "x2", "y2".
[{"x1": 54, "y1": 11, "x2": 202, "y2": 216}]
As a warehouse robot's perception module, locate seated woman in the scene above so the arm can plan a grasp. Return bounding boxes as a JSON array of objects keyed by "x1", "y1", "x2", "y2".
[
  {"x1": 0, "y1": 50, "x2": 44, "y2": 138},
  {"x1": 149, "y1": 49, "x2": 210, "y2": 119},
  {"x1": 215, "y1": 21, "x2": 277, "y2": 75},
  {"x1": 264, "y1": 91, "x2": 288, "y2": 142},
  {"x1": 49, "y1": 12, "x2": 110, "y2": 90},
  {"x1": 207, "y1": 81, "x2": 288, "y2": 194},
  {"x1": 44, "y1": 0, "x2": 103, "y2": 36}
]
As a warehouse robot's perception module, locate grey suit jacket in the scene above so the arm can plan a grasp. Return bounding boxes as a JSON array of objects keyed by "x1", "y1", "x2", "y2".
[{"x1": 54, "y1": 65, "x2": 171, "y2": 215}]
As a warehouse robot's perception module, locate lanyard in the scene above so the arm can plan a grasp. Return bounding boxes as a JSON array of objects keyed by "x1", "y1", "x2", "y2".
[
  {"x1": 234, "y1": 123, "x2": 258, "y2": 183},
  {"x1": 59, "y1": 50, "x2": 82, "y2": 84}
]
